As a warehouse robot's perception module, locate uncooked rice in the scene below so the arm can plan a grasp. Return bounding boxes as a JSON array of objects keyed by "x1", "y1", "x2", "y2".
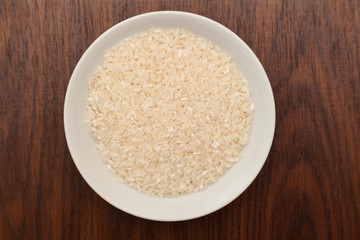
[{"x1": 86, "y1": 28, "x2": 254, "y2": 197}]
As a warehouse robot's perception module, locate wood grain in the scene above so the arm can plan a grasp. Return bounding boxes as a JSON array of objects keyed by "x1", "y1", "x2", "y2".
[{"x1": 1, "y1": 0, "x2": 359, "y2": 239}]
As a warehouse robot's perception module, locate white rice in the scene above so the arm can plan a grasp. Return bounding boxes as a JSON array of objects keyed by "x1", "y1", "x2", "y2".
[{"x1": 86, "y1": 28, "x2": 254, "y2": 197}]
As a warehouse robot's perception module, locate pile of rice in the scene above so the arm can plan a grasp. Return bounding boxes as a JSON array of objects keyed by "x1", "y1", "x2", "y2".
[{"x1": 86, "y1": 28, "x2": 254, "y2": 197}]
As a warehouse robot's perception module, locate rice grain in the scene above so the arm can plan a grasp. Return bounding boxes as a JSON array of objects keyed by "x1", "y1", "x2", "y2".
[{"x1": 86, "y1": 28, "x2": 253, "y2": 197}]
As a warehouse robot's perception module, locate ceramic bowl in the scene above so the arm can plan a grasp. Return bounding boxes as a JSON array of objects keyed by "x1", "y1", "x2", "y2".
[{"x1": 64, "y1": 11, "x2": 275, "y2": 221}]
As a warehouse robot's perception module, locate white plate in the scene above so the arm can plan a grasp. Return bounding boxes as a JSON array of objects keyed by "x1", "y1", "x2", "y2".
[{"x1": 64, "y1": 11, "x2": 275, "y2": 221}]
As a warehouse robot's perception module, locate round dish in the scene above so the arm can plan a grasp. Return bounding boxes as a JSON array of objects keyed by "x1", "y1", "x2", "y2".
[{"x1": 64, "y1": 11, "x2": 275, "y2": 221}]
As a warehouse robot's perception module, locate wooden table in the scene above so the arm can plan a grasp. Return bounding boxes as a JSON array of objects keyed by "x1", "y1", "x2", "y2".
[{"x1": 1, "y1": 0, "x2": 359, "y2": 239}]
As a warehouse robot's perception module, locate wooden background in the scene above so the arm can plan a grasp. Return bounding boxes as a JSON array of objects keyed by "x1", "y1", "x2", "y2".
[{"x1": 1, "y1": 0, "x2": 359, "y2": 239}]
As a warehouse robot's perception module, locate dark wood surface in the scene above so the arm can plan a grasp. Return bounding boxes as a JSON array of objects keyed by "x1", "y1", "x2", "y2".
[{"x1": 1, "y1": 0, "x2": 359, "y2": 239}]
